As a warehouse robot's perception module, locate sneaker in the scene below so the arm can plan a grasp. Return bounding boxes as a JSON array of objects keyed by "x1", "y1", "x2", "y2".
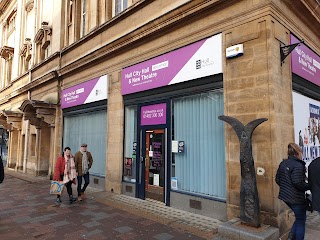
[
  {"x1": 78, "y1": 196, "x2": 83, "y2": 201},
  {"x1": 56, "y1": 198, "x2": 62, "y2": 203},
  {"x1": 69, "y1": 196, "x2": 77, "y2": 204}
]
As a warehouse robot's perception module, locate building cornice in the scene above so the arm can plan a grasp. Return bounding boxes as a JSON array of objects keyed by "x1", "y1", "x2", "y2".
[
  {"x1": 57, "y1": 0, "x2": 231, "y2": 77},
  {"x1": 282, "y1": 0, "x2": 320, "y2": 37},
  {"x1": 8, "y1": 71, "x2": 58, "y2": 101}
]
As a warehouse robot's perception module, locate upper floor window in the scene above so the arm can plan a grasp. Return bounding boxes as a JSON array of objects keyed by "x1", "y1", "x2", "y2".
[
  {"x1": 80, "y1": 0, "x2": 86, "y2": 37},
  {"x1": 114, "y1": 0, "x2": 128, "y2": 15},
  {"x1": 0, "y1": 10, "x2": 16, "y2": 86},
  {"x1": 69, "y1": 0, "x2": 73, "y2": 24},
  {"x1": 8, "y1": 15, "x2": 16, "y2": 33},
  {"x1": 34, "y1": 22, "x2": 52, "y2": 63}
]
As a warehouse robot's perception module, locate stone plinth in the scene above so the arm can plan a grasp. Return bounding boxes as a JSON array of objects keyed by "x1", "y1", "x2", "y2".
[{"x1": 218, "y1": 218, "x2": 279, "y2": 240}]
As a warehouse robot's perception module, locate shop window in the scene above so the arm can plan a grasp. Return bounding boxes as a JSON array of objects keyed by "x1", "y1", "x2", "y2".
[
  {"x1": 171, "y1": 91, "x2": 226, "y2": 199},
  {"x1": 123, "y1": 105, "x2": 137, "y2": 182},
  {"x1": 63, "y1": 110, "x2": 107, "y2": 177}
]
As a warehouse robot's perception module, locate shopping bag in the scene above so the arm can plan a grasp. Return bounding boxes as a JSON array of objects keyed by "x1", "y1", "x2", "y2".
[
  {"x1": 50, "y1": 181, "x2": 64, "y2": 195},
  {"x1": 306, "y1": 193, "x2": 313, "y2": 212}
]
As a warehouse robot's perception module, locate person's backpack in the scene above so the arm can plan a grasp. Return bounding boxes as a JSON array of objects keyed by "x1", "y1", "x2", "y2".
[{"x1": 0, "y1": 156, "x2": 4, "y2": 183}]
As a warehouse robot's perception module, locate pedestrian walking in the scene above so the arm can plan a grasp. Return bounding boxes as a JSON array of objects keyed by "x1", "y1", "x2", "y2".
[
  {"x1": 53, "y1": 147, "x2": 77, "y2": 204},
  {"x1": 308, "y1": 157, "x2": 320, "y2": 216},
  {"x1": 0, "y1": 156, "x2": 4, "y2": 184},
  {"x1": 276, "y1": 143, "x2": 309, "y2": 240},
  {"x1": 74, "y1": 143, "x2": 93, "y2": 201}
]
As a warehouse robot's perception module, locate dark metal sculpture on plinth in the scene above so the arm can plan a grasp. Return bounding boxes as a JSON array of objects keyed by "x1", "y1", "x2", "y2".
[{"x1": 218, "y1": 115, "x2": 268, "y2": 228}]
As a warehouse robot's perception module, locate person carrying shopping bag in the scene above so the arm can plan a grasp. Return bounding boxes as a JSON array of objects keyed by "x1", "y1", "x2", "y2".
[{"x1": 53, "y1": 147, "x2": 77, "y2": 204}]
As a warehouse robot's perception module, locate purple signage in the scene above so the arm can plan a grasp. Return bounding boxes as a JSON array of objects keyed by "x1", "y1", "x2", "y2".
[
  {"x1": 141, "y1": 103, "x2": 166, "y2": 126},
  {"x1": 61, "y1": 75, "x2": 108, "y2": 109},
  {"x1": 291, "y1": 34, "x2": 320, "y2": 86},
  {"x1": 121, "y1": 34, "x2": 222, "y2": 95}
]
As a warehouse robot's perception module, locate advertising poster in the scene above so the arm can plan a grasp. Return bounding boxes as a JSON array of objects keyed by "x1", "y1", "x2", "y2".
[
  {"x1": 124, "y1": 157, "x2": 132, "y2": 176},
  {"x1": 293, "y1": 91, "x2": 320, "y2": 167}
]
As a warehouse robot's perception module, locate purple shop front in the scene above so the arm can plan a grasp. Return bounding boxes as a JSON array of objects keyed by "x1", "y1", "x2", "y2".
[
  {"x1": 121, "y1": 34, "x2": 222, "y2": 95},
  {"x1": 141, "y1": 103, "x2": 166, "y2": 126},
  {"x1": 61, "y1": 75, "x2": 108, "y2": 109},
  {"x1": 291, "y1": 34, "x2": 320, "y2": 86}
]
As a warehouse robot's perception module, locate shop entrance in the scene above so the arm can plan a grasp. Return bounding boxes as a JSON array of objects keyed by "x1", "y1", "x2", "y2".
[
  {"x1": 144, "y1": 129, "x2": 165, "y2": 202},
  {"x1": 138, "y1": 128, "x2": 167, "y2": 203}
]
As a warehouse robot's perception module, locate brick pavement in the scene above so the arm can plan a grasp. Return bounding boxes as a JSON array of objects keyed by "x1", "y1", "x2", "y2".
[
  {"x1": 0, "y1": 175, "x2": 205, "y2": 240},
  {"x1": 2, "y1": 171, "x2": 320, "y2": 240}
]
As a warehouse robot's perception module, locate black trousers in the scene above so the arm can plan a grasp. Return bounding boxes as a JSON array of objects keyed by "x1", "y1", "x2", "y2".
[{"x1": 57, "y1": 175, "x2": 73, "y2": 197}]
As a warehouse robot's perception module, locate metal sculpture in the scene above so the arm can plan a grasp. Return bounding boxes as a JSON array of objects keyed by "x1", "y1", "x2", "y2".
[{"x1": 218, "y1": 115, "x2": 268, "y2": 227}]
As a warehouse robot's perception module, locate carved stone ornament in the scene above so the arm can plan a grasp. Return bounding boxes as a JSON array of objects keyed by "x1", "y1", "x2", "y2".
[
  {"x1": 25, "y1": 0, "x2": 34, "y2": 12},
  {"x1": 19, "y1": 38, "x2": 32, "y2": 61},
  {"x1": 218, "y1": 115, "x2": 268, "y2": 228},
  {"x1": 0, "y1": 46, "x2": 14, "y2": 60},
  {"x1": 34, "y1": 22, "x2": 52, "y2": 48},
  {"x1": 2, "y1": 110, "x2": 23, "y2": 130},
  {"x1": 0, "y1": 112, "x2": 12, "y2": 130},
  {"x1": 19, "y1": 100, "x2": 57, "y2": 128}
]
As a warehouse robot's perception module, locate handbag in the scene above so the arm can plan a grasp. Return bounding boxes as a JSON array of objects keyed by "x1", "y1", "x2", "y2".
[
  {"x1": 306, "y1": 193, "x2": 313, "y2": 212},
  {"x1": 50, "y1": 181, "x2": 64, "y2": 195}
]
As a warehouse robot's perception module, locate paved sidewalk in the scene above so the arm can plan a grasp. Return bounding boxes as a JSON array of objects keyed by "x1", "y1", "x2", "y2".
[
  {"x1": 0, "y1": 171, "x2": 217, "y2": 240},
  {"x1": 2, "y1": 170, "x2": 320, "y2": 240}
]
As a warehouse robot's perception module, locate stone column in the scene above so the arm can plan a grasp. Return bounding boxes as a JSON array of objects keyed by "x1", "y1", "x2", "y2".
[
  {"x1": 106, "y1": 71, "x2": 124, "y2": 194},
  {"x1": 223, "y1": 16, "x2": 293, "y2": 231},
  {"x1": 15, "y1": 129, "x2": 23, "y2": 171}
]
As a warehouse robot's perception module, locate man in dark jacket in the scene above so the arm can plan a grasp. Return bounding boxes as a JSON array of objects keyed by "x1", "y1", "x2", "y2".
[{"x1": 308, "y1": 157, "x2": 320, "y2": 215}]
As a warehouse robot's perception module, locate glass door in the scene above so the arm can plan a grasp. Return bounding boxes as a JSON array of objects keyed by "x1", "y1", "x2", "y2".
[{"x1": 144, "y1": 129, "x2": 165, "y2": 202}]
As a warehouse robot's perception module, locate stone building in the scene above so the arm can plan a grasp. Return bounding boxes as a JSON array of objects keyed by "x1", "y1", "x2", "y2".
[{"x1": 0, "y1": 0, "x2": 319, "y2": 235}]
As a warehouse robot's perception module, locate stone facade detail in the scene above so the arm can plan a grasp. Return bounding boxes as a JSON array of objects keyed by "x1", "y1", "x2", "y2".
[{"x1": 0, "y1": 0, "x2": 318, "y2": 235}]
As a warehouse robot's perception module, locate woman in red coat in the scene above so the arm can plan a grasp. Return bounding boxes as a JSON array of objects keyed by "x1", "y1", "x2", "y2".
[{"x1": 54, "y1": 147, "x2": 77, "y2": 204}]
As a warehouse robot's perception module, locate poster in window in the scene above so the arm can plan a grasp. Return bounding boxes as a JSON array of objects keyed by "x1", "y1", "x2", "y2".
[
  {"x1": 124, "y1": 157, "x2": 132, "y2": 176},
  {"x1": 293, "y1": 92, "x2": 320, "y2": 169}
]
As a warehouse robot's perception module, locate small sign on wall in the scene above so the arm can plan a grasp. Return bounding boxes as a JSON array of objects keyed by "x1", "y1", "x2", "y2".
[
  {"x1": 172, "y1": 140, "x2": 185, "y2": 153},
  {"x1": 226, "y1": 44, "x2": 244, "y2": 59},
  {"x1": 178, "y1": 141, "x2": 185, "y2": 153},
  {"x1": 154, "y1": 174, "x2": 160, "y2": 186},
  {"x1": 172, "y1": 141, "x2": 178, "y2": 153},
  {"x1": 171, "y1": 177, "x2": 178, "y2": 190},
  {"x1": 141, "y1": 103, "x2": 166, "y2": 126}
]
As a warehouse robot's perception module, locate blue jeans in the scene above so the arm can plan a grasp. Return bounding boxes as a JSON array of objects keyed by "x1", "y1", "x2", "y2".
[
  {"x1": 286, "y1": 203, "x2": 307, "y2": 240},
  {"x1": 77, "y1": 173, "x2": 90, "y2": 196}
]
